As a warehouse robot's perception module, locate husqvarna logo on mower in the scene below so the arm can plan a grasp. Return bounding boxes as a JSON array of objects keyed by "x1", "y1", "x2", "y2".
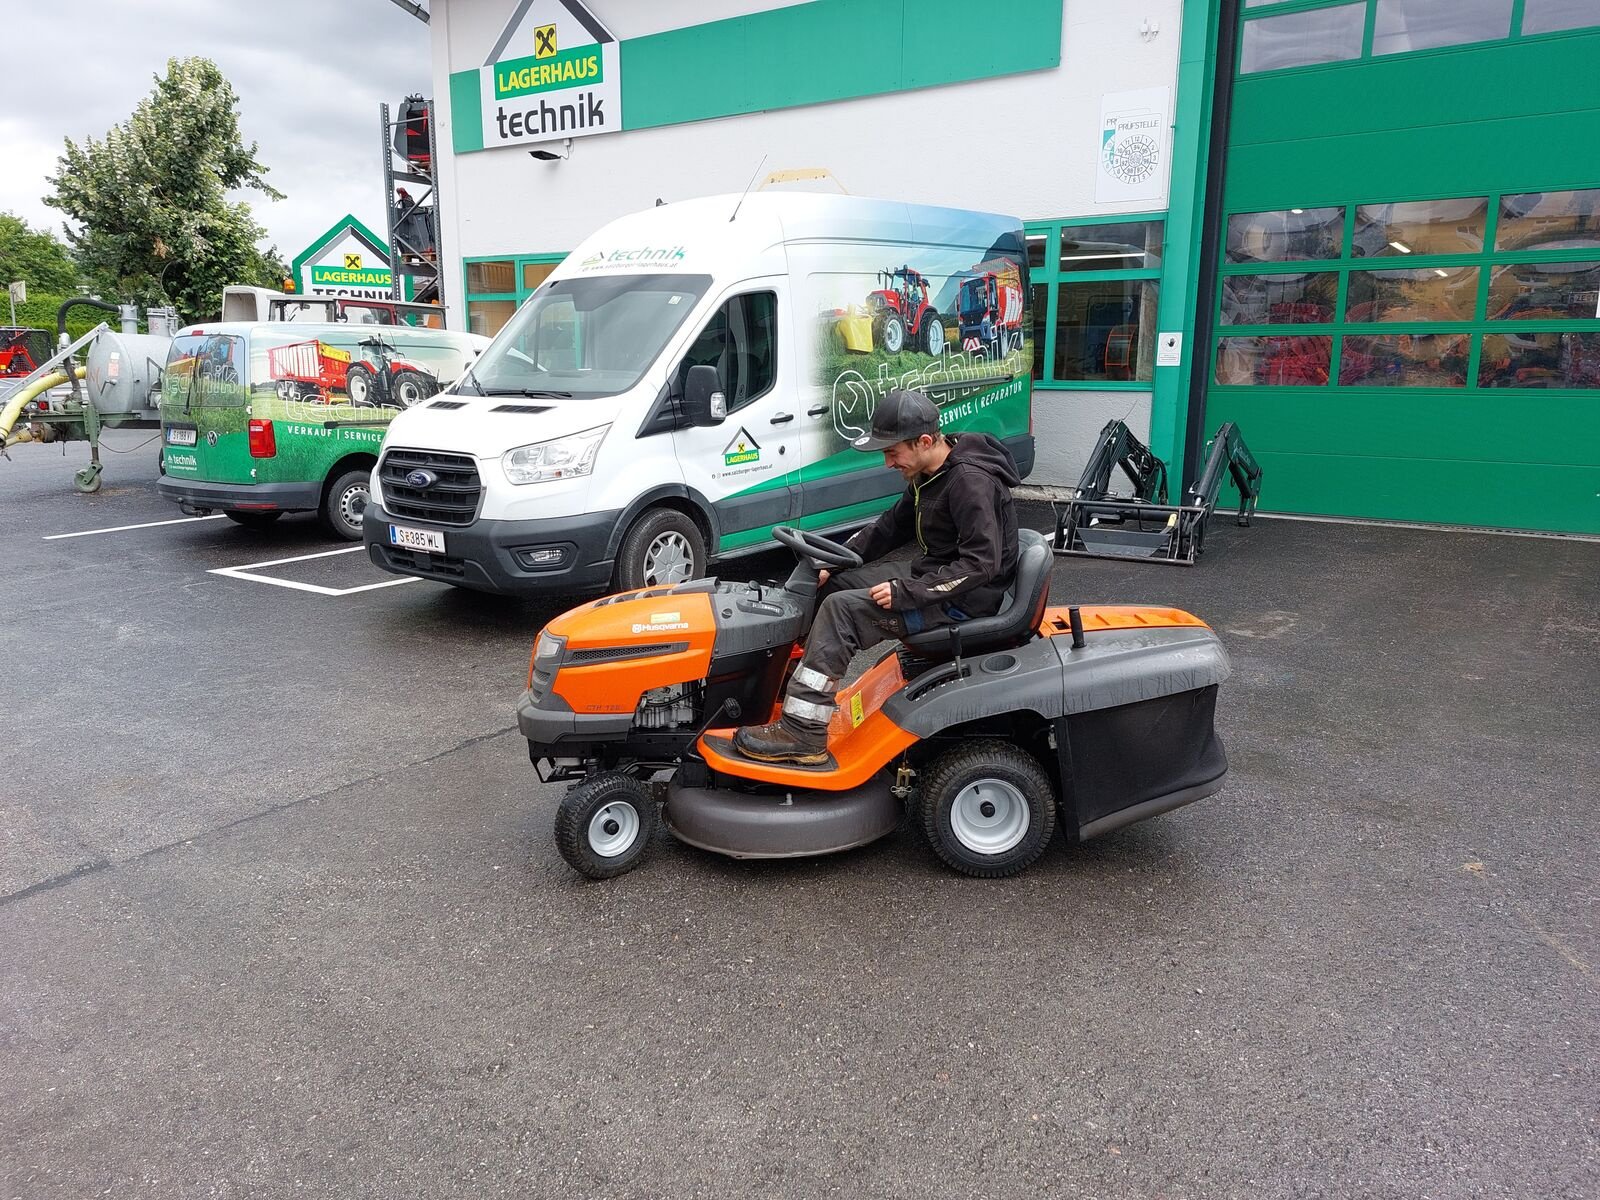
[
  {"x1": 631, "y1": 612, "x2": 689, "y2": 634},
  {"x1": 406, "y1": 469, "x2": 438, "y2": 488}
]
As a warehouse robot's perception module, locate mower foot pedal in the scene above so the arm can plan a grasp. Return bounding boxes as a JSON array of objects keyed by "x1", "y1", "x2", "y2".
[{"x1": 705, "y1": 733, "x2": 838, "y2": 773}]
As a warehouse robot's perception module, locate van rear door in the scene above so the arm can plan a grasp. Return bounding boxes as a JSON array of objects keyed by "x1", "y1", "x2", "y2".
[{"x1": 160, "y1": 333, "x2": 251, "y2": 484}]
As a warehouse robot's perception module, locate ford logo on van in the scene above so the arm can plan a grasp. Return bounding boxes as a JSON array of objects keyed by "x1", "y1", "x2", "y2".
[{"x1": 406, "y1": 468, "x2": 438, "y2": 488}]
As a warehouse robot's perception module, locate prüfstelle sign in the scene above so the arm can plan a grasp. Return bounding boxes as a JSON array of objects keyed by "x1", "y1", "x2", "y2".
[{"x1": 478, "y1": 1, "x2": 621, "y2": 150}]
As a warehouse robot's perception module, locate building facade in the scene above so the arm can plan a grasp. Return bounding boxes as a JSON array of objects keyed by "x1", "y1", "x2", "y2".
[{"x1": 427, "y1": 0, "x2": 1600, "y2": 535}]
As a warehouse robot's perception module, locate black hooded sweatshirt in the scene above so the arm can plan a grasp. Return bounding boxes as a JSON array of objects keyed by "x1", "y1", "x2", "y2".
[{"x1": 843, "y1": 432, "x2": 1022, "y2": 617}]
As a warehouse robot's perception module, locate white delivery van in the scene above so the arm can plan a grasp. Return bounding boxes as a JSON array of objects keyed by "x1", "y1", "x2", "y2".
[{"x1": 363, "y1": 192, "x2": 1035, "y2": 596}]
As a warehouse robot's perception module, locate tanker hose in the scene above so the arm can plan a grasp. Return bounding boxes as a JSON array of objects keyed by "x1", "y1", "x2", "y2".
[{"x1": 57, "y1": 297, "x2": 120, "y2": 343}]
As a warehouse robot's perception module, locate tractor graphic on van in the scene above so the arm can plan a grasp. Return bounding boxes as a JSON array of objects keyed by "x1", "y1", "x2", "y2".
[
  {"x1": 827, "y1": 265, "x2": 948, "y2": 357},
  {"x1": 266, "y1": 334, "x2": 440, "y2": 406},
  {"x1": 863, "y1": 266, "x2": 946, "y2": 356}
]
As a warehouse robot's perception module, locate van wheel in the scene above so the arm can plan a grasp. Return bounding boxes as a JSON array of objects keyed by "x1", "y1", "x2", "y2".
[
  {"x1": 225, "y1": 510, "x2": 282, "y2": 529},
  {"x1": 321, "y1": 467, "x2": 371, "y2": 540},
  {"x1": 554, "y1": 773, "x2": 657, "y2": 880},
  {"x1": 919, "y1": 740, "x2": 1056, "y2": 878},
  {"x1": 614, "y1": 508, "x2": 705, "y2": 590}
]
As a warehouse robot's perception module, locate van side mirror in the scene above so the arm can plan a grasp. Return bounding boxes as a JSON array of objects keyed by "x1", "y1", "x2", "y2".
[{"x1": 683, "y1": 364, "x2": 726, "y2": 427}]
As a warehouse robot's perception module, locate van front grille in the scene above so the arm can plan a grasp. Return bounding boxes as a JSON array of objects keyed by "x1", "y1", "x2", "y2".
[{"x1": 379, "y1": 448, "x2": 482, "y2": 526}]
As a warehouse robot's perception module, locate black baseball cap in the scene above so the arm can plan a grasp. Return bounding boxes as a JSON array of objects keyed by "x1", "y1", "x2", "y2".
[{"x1": 851, "y1": 389, "x2": 941, "y2": 451}]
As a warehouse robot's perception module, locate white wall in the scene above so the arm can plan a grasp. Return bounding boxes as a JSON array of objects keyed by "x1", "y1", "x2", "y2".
[{"x1": 430, "y1": 0, "x2": 1183, "y2": 484}]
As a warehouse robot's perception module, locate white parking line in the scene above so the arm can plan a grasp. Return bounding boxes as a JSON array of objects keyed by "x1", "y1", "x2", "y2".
[
  {"x1": 43, "y1": 514, "x2": 227, "y2": 540},
  {"x1": 208, "y1": 545, "x2": 422, "y2": 596}
]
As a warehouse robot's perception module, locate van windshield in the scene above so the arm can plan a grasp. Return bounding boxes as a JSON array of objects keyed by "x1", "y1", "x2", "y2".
[{"x1": 467, "y1": 273, "x2": 711, "y2": 400}]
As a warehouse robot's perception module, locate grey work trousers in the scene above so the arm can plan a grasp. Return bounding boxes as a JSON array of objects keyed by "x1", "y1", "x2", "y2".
[{"x1": 781, "y1": 562, "x2": 959, "y2": 736}]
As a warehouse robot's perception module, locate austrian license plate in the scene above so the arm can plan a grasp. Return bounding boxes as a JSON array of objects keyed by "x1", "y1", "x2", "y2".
[
  {"x1": 165, "y1": 427, "x2": 197, "y2": 446},
  {"x1": 389, "y1": 523, "x2": 445, "y2": 554}
]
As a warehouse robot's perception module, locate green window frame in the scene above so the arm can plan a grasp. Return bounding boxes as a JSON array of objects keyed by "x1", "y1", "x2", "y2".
[
  {"x1": 462, "y1": 252, "x2": 567, "y2": 336},
  {"x1": 1237, "y1": 0, "x2": 1600, "y2": 76},
  {"x1": 1211, "y1": 186, "x2": 1600, "y2": 392},
  {"x1": 1025, "y1": 214, "x2": 1166, "y2": 391}
]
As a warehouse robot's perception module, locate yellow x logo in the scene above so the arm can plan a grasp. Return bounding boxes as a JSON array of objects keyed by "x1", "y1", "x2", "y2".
[
  {"x1": 344, "y1": 253, "x2": 362, "y2": 269},
  {"x1": 534, "y1": 23, "x2": 557, "y2": 58}
]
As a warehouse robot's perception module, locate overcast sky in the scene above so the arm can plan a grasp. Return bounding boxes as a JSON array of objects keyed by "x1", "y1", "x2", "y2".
[{"x1": 2, "y1": 0, "x2": 431, "y2": 260}]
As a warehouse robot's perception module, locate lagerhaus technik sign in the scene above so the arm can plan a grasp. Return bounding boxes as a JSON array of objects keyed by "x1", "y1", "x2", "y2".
[{"x1": 475, "y1": 0, "x2": 621, "y2": 150}]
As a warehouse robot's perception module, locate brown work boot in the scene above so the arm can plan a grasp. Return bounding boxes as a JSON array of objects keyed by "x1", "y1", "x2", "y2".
[{"x1": 732, "y1": 720, "x2": 828, "y2": 766}]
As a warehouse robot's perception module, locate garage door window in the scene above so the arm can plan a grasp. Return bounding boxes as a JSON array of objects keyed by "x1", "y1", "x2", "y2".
[
  {"x1": 1215, "y1": 187, "x2": 1600, "y2": 390},
  {"x1": 1025, "y1": 217, "x2": 1164, "y2": 389}
]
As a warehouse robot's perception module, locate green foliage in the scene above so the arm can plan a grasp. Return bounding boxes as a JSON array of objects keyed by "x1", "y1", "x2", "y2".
[
  {"x1": 44, "y1": 57, "x2": 287, "y2": 323},
  {"x1": 0, "y1": 212, "x2": 81, "y2": 296}
]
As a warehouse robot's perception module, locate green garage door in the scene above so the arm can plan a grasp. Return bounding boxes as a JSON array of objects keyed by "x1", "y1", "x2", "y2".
[{"x1": 1203, "y1": 4, "x2": 1600, "y2": 535}]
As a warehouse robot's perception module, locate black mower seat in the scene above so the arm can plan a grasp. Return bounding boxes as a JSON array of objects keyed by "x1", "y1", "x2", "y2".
[{"x1": 901, "y1": 528, "x2": 1053, "y2": 661}]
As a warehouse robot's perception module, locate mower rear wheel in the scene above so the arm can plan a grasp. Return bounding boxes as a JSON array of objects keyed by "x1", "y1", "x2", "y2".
[
  {"x1": 554, "y1": 773, "x2": 658, "y2": 879},
  {"x1": 919, "y1": 740, "x2": 1056, "y2": 878}
]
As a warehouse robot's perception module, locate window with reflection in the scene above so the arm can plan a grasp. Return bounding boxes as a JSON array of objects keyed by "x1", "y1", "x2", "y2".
[
  {"x1": 1486, "y1": 261, "x2": 1600, "y2": 320},
  {"x1": 1340, "y1": 334, "x2": 1469, "y2": 386},
  {"x1": 1029, "y1": 283, "x2": 1048, "y2": 381},
  {"x1": 467, "y1": 260, "x2": 516, "y2": 294},
  {"x1": 1025, "y1": 233, "x2": 1049, "y2": 271},
  {"x1": 1495, "y1": 189, "x2": 1600, "y2": 251},
  {"x1": 1479, "y1": 332, "x2": 1600, "y2": 387},
  {"x1": 1373, "y1": 0, "x2": 1513, "y2": 55},
  {"x1": 1239, "y1": 4, "x2": 1365, "y2": 73},
  {"x1": 522, "y1": 262, "x2": 558, "y2": 292},
  {"x1": 1521, "y1": 0, "x2": 1600, "y2": 34},
  {"x1": 1346, "y1": 266, "x2": 1479, "y2": 321},
  {"x1": 1214, "y1": 335, "x2": 1332, "y2": 385},
  {"x1": 1058, "y1": 222, "x2": 1162, "y2": 272},
  {"x1": 467, "y1": 298, "x2": 517, "y2": 337},
  {"x1": 1220, "y1": 271, "x2": 1339, "y2": 324},
  {"x1": 1226, "y1": 207, "x2": 1344, "y2": 263},
  {"x1": 1352, "y1": 198, "x2": 1488, "y2": 257},
  {"x1": 1055, "y1": 280, "x2": 1160, "y2": 382}
]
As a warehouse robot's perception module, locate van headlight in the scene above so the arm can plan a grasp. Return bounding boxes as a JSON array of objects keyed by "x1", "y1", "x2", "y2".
[{"x1": 502, "y1": 424, "x2": 609, "y2": 485}]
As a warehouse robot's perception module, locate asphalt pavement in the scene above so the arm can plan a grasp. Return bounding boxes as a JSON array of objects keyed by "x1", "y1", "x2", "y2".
[{"x1": 2, "y1": 429, "x2": 1596, "y2": 1198}]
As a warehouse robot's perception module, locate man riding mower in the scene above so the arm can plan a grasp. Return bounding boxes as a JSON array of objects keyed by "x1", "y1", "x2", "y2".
[
  {"x1": 736, "y1": 389, "x2": 1021, "y2": 765},
  {"x1": 515, "y1": 391, "x2": 1234, "y2": 883}
]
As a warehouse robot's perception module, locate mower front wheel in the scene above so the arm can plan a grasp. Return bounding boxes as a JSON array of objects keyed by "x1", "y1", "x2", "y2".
[
  {"x1": 554, "y1": 773, "x2": 658, "y2": 880},
  {"x1": 919, "y1": 740, "x2": 1056, "y2": 878}
]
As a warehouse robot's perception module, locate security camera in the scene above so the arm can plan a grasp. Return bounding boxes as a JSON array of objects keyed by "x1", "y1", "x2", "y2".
[{"x1": 528, "y1": 137, "x2": 573, "y2": 162}]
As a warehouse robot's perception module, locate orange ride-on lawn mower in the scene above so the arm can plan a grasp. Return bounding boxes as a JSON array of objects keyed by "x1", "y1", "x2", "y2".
[{"x1": 517, "y1": 527, "x2": 1232, "y2": 881}]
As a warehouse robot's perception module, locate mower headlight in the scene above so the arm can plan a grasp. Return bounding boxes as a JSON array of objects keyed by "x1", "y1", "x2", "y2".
[
  {"x1": 502, "y1": 425, "x2": 609, "y2": 485},
  {"x1": 535, "y1": 631, "x2": 564, "y2": 662}
]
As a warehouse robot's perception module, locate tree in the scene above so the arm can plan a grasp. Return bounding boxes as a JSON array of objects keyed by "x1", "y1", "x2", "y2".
[
  {"x1": 0, "y1": 212, "x2": 81, "y2": 296},
  {"x1": 44, "y1": 57, "x2": 287, "y2": 321}
]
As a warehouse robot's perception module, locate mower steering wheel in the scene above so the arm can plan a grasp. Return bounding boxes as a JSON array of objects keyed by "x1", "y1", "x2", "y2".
[{"x1": 772, "y1": 525, "x2": 863, "y2": 570}]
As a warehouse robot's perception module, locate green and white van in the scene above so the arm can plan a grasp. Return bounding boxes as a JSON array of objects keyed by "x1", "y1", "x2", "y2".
[
  {"x1": 157, "y1": 322, "x2": 487, "y2": 537},
  {"x1": 364, "y1": 192, "x2": 1035, "y2": 594}
]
